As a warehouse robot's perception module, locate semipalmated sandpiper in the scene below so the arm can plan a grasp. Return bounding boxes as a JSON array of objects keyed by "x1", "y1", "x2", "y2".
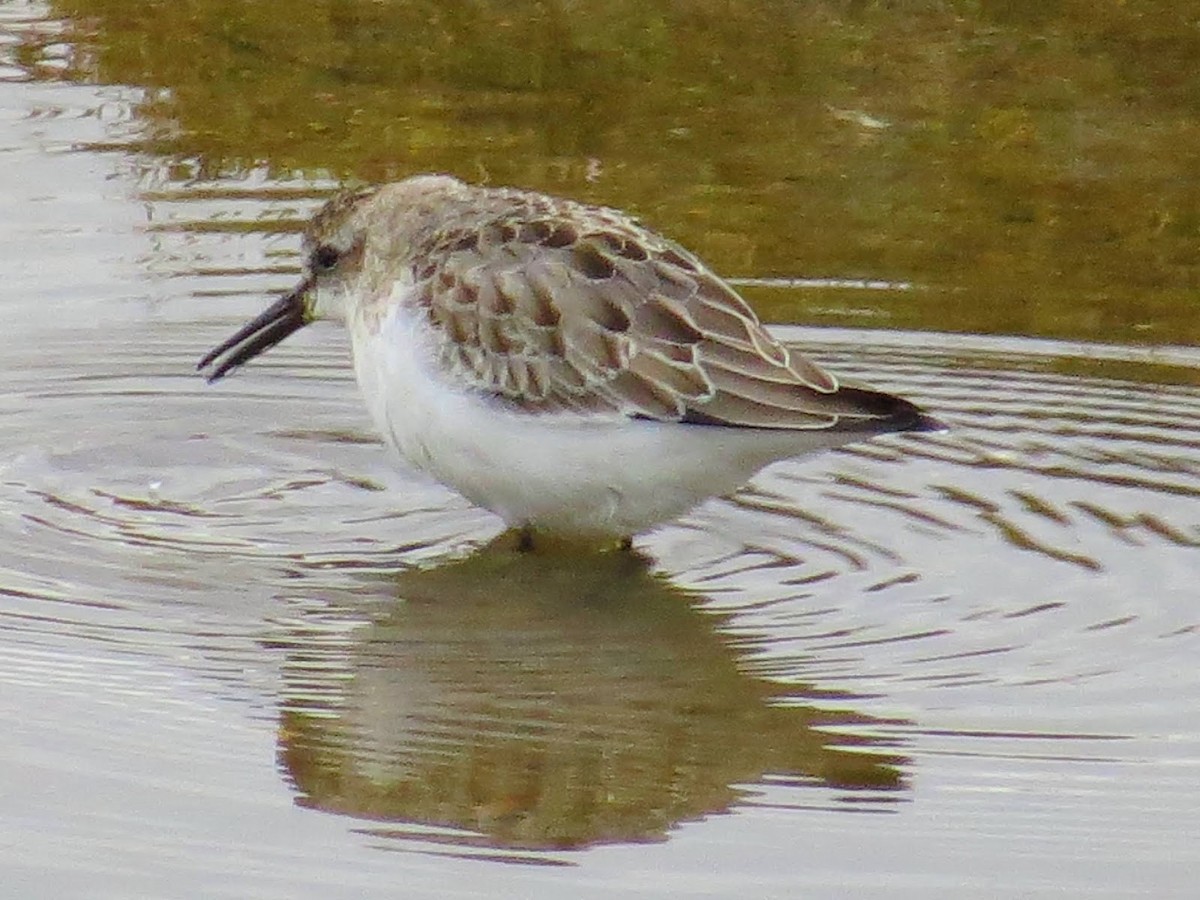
[{"x1": 199, "y1": 175, "x2": 942, "y2": 545}]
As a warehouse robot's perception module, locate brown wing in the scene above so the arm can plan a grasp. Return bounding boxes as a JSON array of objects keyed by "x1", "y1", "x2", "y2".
[{"x1": 409, "y1": 196, "x2": 899, "y2": 430}]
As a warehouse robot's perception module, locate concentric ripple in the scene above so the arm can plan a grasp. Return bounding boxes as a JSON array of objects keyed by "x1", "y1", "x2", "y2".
[{"x1": 4, "y1": 3, "x2": 1198, "y2": 893}]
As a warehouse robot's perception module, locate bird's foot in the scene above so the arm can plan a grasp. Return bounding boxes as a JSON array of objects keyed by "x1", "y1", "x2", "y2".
[{"x1": 504, "y1": 527, "x2": 634, "y2": 554}]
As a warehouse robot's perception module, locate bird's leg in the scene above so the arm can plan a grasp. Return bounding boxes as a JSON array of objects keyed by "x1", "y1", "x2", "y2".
[{"x1": 509, "y1": 527, "x2": 632, "y2": 553}]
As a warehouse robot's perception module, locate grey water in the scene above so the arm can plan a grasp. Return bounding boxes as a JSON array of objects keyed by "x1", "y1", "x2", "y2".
[{"x1": 2, "y1": 3, "x2": 1199, "y2": 898}]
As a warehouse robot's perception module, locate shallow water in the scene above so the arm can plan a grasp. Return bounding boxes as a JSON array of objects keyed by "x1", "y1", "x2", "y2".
[{"x1": 2, "y1": 3, "x2": 1199, "y2": 898}]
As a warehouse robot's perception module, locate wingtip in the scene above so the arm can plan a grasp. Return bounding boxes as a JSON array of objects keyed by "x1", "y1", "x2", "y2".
[
  {"x1": 907, "y1": 411, "x2": 949, "y2": 434},
  {"x1": 835, "y1": 387, "x2": 946, "y2": 436}
]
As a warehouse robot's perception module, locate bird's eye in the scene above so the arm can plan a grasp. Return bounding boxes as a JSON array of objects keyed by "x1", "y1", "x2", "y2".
[{"x1": 311, "y1": 244, "x2": 340, "y2": 272}]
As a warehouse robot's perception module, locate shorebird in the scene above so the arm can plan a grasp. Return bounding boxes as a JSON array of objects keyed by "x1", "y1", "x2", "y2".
[{"x1": 199, "y1": 175, "x2": 942, "y2": 547}]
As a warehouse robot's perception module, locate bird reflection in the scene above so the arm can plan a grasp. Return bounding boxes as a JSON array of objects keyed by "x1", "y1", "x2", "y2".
[{"x1": 271, "y1": 540, "x2": 910, "y2": 851}]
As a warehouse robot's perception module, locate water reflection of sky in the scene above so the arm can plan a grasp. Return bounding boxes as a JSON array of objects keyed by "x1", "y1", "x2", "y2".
[{"x1": 2, "y1": 3, "x2": 1199, "y2": 898}]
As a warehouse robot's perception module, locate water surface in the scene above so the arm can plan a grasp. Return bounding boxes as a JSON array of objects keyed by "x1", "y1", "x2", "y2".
[{"x1": 2, "y1": 2, "x2": 1198, "y2": 898}]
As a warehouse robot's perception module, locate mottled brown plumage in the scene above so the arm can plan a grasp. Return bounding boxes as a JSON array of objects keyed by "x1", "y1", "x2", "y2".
[
  {"x1": 318, "y1": 177, "x2": 921, "y2": 431},
  {"x1": 200, "y1": 175, "x2": 942, "y2": 539}
]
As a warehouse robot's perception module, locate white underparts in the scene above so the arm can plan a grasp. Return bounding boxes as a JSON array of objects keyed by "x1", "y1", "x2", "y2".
[{"x1": 348, "y1": 301, "x2": 867, "y2": 536}]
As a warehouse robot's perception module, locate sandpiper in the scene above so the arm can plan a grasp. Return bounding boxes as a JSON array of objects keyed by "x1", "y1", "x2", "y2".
[{"x1": 199, "y1": 175, "x2": 942, "y2": 546}]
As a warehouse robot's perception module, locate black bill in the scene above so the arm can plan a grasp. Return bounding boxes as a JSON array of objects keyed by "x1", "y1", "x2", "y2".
[{"x1": 197, "y1": 279, "x2": 311, "y2": 383}]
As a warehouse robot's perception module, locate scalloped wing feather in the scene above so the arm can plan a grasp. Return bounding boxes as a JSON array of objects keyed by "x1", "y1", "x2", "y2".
[{"x1": 411, "y1": 196, "x2": 903, "y2": 431}]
